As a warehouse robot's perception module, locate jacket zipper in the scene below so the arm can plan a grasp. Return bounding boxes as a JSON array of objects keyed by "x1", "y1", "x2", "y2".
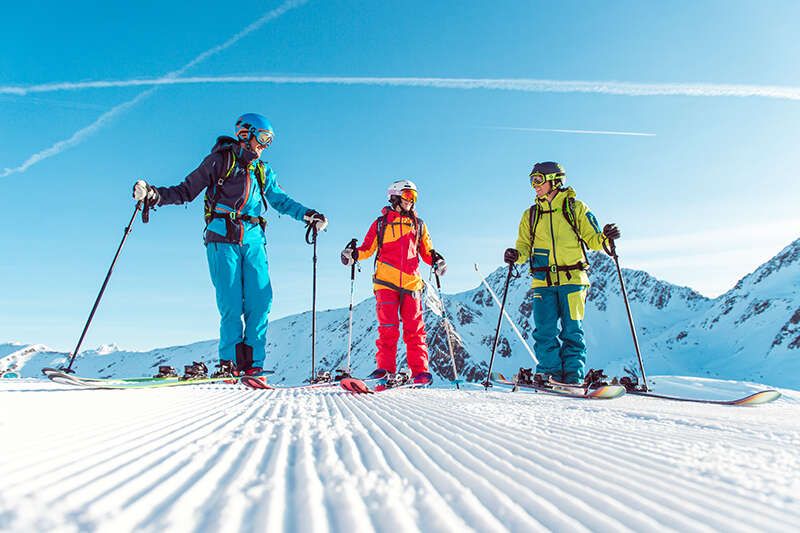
[{"x1": 547, "y1": 198, "x2": 560, "y2": 285}]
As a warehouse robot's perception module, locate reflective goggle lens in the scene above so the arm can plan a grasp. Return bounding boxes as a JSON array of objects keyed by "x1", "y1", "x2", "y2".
[
  {"x1": 529, "y1": 171, "x2": 563, "y2": 187},
  {"x1": 530, "y1": 172, "x2": 547, "y2": 186},
  {"x1": 400, "y1": 189, "x2": 418, "y2": 202},
  {"x1": 254, "y1": 129, "x2": 274, "y2": 147}
]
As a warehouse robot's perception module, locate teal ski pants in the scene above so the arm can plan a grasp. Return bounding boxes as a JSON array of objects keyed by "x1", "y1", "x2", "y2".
[
  {"x1": 206, "y1": 241, "x2": 272, "y2": 367},
  {"x1": 532, "y1": 285, "x2": 588, "y2": 384}
]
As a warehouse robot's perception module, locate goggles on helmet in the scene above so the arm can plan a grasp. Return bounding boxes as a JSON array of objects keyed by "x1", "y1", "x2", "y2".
[
  {"x1": 530, "y1": 171, "x2": 563, "y2": 187},
  {"x1": 400, "y1": 189, "x2": 417, "y2": 203}
]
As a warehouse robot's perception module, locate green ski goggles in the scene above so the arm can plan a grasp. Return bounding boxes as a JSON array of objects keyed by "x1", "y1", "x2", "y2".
[{"x1": 530, "y1": 171, "x2": 563, "y2": 187}]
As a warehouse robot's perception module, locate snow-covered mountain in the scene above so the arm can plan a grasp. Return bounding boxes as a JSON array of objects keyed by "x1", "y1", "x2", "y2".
[{"x1": 4, "y1": 238, "x2": 799, "y2": 388}]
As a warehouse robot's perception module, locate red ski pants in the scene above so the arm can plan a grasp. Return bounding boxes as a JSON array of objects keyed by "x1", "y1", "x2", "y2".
[{"x1": 375, "y1": 289, "x2": 429, "y2": 375}]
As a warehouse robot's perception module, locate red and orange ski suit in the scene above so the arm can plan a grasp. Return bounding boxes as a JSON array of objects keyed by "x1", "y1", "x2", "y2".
[{"x1": 356, "y1": 207, "x2": 435, "y2": 374}]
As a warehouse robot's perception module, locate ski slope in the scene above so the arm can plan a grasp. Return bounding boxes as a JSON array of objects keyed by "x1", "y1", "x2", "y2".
[{"x1": 1, "y1": 378, "x2": 798, "y2": 532}]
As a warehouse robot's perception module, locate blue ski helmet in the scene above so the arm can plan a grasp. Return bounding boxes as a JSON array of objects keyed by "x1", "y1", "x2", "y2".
[{"x1": 235, "y1": 113, "x2": 274, "y2": 147}]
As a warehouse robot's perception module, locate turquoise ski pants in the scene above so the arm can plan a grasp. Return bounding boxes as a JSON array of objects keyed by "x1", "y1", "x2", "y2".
[
  {"x1": 532, "y1": 285, "x2": 588, "y2": 384},
  {"x1": 206, "y1": 241, "x2": 272, "y2": 367}
]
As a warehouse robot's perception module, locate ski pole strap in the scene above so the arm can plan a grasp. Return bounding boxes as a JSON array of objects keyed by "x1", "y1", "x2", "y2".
[
  {"x1": 141, "y1": 201, "x2": 151, "y2": 223},
  {"x1": 603, "y1": 238, "x2": 618, "y2": 258},
  {"x1": 305, "y1": 223, "x2": 317, "y2": 245}
]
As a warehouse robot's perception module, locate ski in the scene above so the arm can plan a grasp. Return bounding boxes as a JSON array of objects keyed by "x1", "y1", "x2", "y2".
[
  {"x1": 239, "y1": 376, "x2": 344, "y2": 390},
  {"x1": 46, "y1": 370, "x2": 241, "y2": 390},
  {"x1": 41, "y1": 367, "x2": 178, "y2": 384},
  {"x1": 340, "y1": 371, "x2": 433, "y2": 394},
  {"x1": 490, "y1": 372, "x2": 626, "y2": 400},
  {"x1": 615, "y1": 376, "x2": 782, "y2": 406}
]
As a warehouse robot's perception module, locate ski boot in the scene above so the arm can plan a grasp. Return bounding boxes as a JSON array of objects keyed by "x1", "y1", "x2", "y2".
[
  {"x1": 153, "y1": 365, "x2": 178, "y2": 379},
  {"x1": 619, "y1": 375, "x2": 647, "y2": 392},
  {"x1": 311, "y1": 370, "x2": 332, "y2": 384},
  {"x1": 582, "y1": 368, "x2": 609, "y2": 389},
  {"x1": 366, "y1": 368, "x2": 389, "y2": 380},
  {"x1": 388, "y1": 371, "x2": 411, "y2": 388},
  {"x1": 211, "y1": 360, "x2": 238, "y2": 378},
  {"x1": 334, "y1": 369, "x2": 352, "y2": 381},
  {"x1": 515, "y1": 368, "x2": 535, "y2": 386},
  {"x1": 181, "y1": 361, "x2": 208, "y2": 380},
  {"x1": 411, "y1": 371, "x2": 433, "y2": 387}
]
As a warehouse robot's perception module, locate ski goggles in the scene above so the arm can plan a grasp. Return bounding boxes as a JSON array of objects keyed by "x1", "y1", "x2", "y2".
[
  {"x1": 530, "y1": 171, "x2": 563, "y2": 187},
  {"x1": 252, "y1": 128, "x2": 274, "y2": 147},
  {"x1": 399, "y1": 189, "x2": 418, "y2": 203}
]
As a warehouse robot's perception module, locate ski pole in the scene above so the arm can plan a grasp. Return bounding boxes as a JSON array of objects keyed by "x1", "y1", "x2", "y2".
[
  {"x1": 474, "y1": 264, "x2": 538, "y2": 365},
  {"x1": 345, "y1": 238, "x2": 357, "y2": 374},
  {"x1": 63, "y1": 202, "x2": 143, "y2": 373},
  {"x1": 484, "y1": 262, "x2": 515, "y2": 389},
  {"x1": 305, "y1": 224, "x2": 319, "y2": 382},
  {"x1": 432, "y1": 270, "x2": 461, "y2": 389},
  {"x1": 608, "y1": 239, "x2": 649, "y2": 391}
]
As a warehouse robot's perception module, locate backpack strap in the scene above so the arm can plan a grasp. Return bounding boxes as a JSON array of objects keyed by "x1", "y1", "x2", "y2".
[
  {"x1": 563, "y1": 196, "x2": 589, "y2": 268},
  {"x1": 375, "y1": 213, "x2": 388, "y2": 267},
  {"x1": 254, "y1": 161, "x2": 270, "y2": 214},
  {"x1": 527, "y1": 203, "x2": 540, "y2": 274},
  {"x1": 203, "y1": 147, "x2": 237, "y2": 226}
]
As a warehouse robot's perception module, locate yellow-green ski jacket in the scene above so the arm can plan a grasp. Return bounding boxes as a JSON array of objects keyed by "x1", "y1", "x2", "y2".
[{"x1": 514, "y1": 187, "x2": 609, "y2": 288}]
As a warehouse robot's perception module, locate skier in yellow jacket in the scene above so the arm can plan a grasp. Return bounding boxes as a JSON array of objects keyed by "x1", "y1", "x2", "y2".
[{"x1": 504, "y1": 162, "x2": 620, "y2": 384}]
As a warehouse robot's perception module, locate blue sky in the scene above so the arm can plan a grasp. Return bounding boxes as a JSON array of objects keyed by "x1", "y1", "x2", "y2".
[{"x1": 2, "y1": 0, "x2": 799, "y2": 352}]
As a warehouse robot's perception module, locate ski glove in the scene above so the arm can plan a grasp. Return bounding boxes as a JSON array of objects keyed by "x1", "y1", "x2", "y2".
[
  {"x1": 603, "y1": 223, "x2": 621, "y2": 241},
  {"x1": 431, "y1": 249, "x2": 447, "y2": 276},
  {"x1": 504, "y1": 248, "x2": 519, "y2": 264},
  {"x1": 340, "y1": 242, "x2": 358, "y2": 266},
  {"x1": 304, "y1": 210, "x2": 328, "y2": 232},
  {"x1": 132, "y1": 179, "x2": 160, "y2": 207}
]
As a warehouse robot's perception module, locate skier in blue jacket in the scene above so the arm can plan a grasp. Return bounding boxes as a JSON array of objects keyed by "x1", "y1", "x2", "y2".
[{"x1": 133, "y1": 113, "x2": 327, "y2": 377}]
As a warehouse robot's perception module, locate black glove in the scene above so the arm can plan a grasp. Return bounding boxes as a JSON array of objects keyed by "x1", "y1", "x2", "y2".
[
  {"x1": 504, "y1": 248, "x2": 519, "y2": 264},
  {"x1": 603, "y1": 223, "x2": 620, "y2": 241},
  {"x1": 304, "y1": 210, "x2": 328, "y2": 231},
  {"x1": 340, "y1": 241, "x2": 358, "y2": 266},
  {"x1": 132, "y1": 179, "x2": 160, "y2": 208},
  {"x1": 430, "y1": 249, "x2": 447, "y2": 276}
]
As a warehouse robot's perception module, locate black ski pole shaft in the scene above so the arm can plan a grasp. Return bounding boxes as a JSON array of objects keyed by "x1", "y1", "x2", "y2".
[
  {"x1": 484, "y1": 263, "x2": 514, "y2": 389},
  {"x1": 65, "y1": 202, "x2": 143, "y2": 372},
  {"x1": 609, "y1": 239, "x2": 649, "y2": 391},
  {"x1": 306, "y1": 225, "x2": 319, "y2": 382},
  {"x1": 434, "y1": 271, "x2": 460, "y2": 389},
  {"x1": 346, "y1": 238, "x2": 357, "y2": 373}
]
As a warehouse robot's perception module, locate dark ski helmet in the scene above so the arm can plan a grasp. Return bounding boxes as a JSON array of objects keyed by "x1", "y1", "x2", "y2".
[
  {"x1": 235, "y1": 113, "x2": 274, "y2": 147},
  {"x1": 530, "y1": 161, "x2": 566, "y2": 187}
]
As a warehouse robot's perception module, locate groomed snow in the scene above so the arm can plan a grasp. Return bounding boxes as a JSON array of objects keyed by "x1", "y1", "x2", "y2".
[{"x1": 1, "y1": 378, "x2": 798, "y2": 532}]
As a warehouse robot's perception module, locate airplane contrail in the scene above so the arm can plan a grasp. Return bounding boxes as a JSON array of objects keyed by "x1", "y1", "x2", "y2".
[
  {"x1": 487, "y1": 126, "x2": 656, "y2": 137},
  {"x1": 1, "y1": 0, "x2": 308, "y2": 178},
  {"x1": 3, "y1": 75, "x2": 800, "y2": 101}
]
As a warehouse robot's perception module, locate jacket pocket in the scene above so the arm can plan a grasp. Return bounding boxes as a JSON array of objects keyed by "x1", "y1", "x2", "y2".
[{"x1": 532, "y1": 248, "x2": 549, "y2": 281}]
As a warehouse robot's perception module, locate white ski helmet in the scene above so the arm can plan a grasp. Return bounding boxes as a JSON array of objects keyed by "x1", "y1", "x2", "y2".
[{"x1": 387, "y1": 179, "x2": 418, "y2": 202}]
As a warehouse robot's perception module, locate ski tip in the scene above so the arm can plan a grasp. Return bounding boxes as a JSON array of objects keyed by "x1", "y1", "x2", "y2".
[
  {"x1": 340, "y1": 378, "x2": 374, "y2": 394},
  {"x1": 733, "y1": 389, "x2": 782, "y2": 406},
  {"x1": 240, "y1": 376, "x2": 273, "y2": 390}
]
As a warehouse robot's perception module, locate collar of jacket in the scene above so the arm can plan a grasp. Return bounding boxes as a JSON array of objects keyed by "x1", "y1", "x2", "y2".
[
  {"x1": 211, "y1": 135, "x2": 260, "y2": 167},
  {"x1": 381, "y1": 205, "x2": 418, "y2": 222},
  {"x1": 536, "y1": 186, "x2": 576, "y2": 206}
]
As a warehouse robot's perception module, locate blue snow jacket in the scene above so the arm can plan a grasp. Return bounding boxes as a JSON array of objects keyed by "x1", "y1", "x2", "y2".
[{"x1": 156, "y1": 136, "x2": 310, "y2": 245}]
